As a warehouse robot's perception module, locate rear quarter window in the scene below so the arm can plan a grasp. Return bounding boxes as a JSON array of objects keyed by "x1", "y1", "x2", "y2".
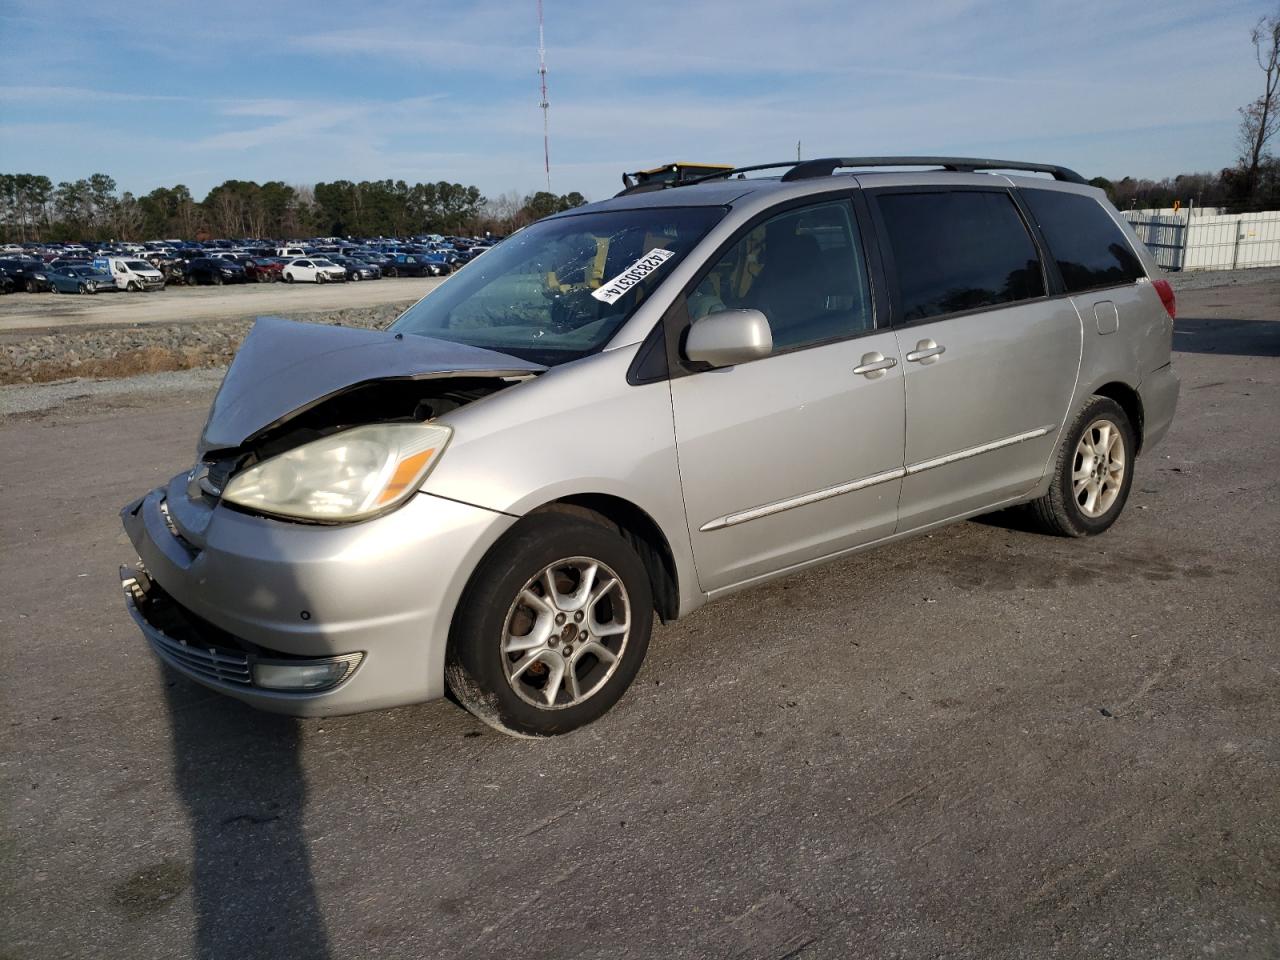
[
  {"x1": 876, "y1": 190, "x2": 1045, "y2": 323},
  {"x1": 1020, "y1": 190, "x2": 1146, "y2": 293}
]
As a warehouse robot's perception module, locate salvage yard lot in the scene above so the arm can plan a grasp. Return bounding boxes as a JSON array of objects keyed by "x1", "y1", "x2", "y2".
[
  {"x1": 0, "y1": 274, "x2": 444, "y2": 333},
  {"x1": 1, "y1": 278, "x2": 1278, "y2": 959}
]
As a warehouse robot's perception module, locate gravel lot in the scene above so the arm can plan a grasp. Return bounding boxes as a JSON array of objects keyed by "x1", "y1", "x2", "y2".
[
  {"x1": 1, "y1": 277, "x2": 1277, "y2": 960},
  {"x1": 0, "y1": 276, "x2": 444, "y2": 334},
  {"x1": 0, "y1": 278, "x2": 445, "y2": 385}
]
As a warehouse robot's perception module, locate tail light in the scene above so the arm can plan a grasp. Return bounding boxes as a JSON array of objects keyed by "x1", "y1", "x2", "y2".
[{"x1": 1152, "y1": 278, "x2": 1176, "y2": 319}]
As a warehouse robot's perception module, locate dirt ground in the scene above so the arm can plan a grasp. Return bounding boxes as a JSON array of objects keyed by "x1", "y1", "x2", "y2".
[
  {"x1": 0, "y1": 275, "x2": 444, "y2": 333},
  {"x1": 0, "y1": 280, "x2": 1277, "y2": 960}
]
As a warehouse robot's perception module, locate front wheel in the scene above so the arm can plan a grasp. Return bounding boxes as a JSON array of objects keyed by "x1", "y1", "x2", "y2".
[
  {"x1": 1028, "y1": 396, "x2": 1136, "y2": 537},
  {"x1": 284, "y1": 273, "x2": 294, "y2": 283},
  {"x1": 447, "y1": 514, "x2": 654, "y2": 737},
  {"x1": 127, "y1": 281, "x2": 140, "y2": 292}
]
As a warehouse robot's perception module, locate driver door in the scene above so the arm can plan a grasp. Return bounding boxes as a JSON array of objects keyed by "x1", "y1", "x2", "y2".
[{"x1": 670, "y1": 198, "x2": 906, "y2": 593}]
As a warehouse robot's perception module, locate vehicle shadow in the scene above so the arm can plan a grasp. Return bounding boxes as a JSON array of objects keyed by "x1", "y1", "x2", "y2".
[
  {"x1": 1173, "y1": 316, "x2": 1280, "y2": 357},
  {"x1": 162, "y1": 674, "x2": 330, "y2": 960}
]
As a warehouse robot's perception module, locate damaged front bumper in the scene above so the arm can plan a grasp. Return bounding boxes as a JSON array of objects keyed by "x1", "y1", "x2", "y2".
[{"x1": 120, "y1": 477, "x2": 516, "y2": 716}]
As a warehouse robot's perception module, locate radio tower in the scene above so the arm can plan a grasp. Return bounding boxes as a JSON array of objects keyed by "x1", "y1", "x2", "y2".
[{"x1": 538, "y1": 0, "x2": 551, "y2": 192}]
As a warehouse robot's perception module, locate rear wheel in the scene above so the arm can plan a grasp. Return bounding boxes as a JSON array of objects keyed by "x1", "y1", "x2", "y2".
[
  {"x1": 386, "y1": 267, "x2": 398, "y2": 278},
  {"x1": 447, "y1": 514, "x2": 654, "y2": 737},
  {"x1": 1028, "y1": 396, "x2": 1136, "y2": 537},
  {"x1": 285, "y1": 272, "x2": 294, "y2": 283}
]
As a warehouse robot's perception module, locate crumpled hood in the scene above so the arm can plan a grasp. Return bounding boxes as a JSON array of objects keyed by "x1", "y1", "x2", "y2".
[{"x1": 198, "y1": 316, "x2": 544, "y2": 453}]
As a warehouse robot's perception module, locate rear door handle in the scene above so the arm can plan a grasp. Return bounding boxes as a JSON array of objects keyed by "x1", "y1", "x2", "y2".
[
  {"x1": 853, "y1": 352, "x2": 898, "y2": 377},
  {"x1": 905, "y1": 339, "x2": 945, "y2": 363}
]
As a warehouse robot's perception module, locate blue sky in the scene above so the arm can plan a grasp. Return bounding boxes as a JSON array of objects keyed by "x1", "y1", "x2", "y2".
[{"x1": 0, "y1": 0, "x2": 1272, "y2": 203}]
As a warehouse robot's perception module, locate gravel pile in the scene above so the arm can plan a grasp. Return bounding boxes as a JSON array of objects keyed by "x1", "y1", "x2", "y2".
[{"x1": 0, "y1": 302, "x2": 414, "y2": 385}]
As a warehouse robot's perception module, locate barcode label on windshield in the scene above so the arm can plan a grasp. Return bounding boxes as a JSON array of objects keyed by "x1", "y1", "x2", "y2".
[{"x1": 591, "y1": 248, "x2": 675, "y2": 305}]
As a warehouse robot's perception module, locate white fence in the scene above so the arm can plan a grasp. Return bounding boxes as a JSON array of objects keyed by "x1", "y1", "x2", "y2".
[{"x1": 1122, "y1": 209, "x2": 1280, "y2": 271}]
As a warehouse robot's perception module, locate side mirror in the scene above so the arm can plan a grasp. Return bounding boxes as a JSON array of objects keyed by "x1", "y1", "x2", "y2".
[{"x1": 684, "y1": 309, "x2": 773, "y2": 368}]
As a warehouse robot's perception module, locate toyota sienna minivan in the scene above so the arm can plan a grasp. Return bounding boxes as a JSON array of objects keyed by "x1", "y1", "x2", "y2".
[{"x1": 121, "y1": 156, "x2": 1180, "y2": 737}]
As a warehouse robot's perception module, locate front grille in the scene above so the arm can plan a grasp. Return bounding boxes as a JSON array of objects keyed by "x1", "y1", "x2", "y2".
[
  {"x1": 148, "y1": 631, "x2": 252, "y2": 686},
  {"x1": 123, "y1": 569, "x2": 255, "y2": 687}
]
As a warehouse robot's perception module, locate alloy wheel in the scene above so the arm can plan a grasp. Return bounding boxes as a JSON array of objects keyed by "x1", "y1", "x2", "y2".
[
  {"x1": 1073, "y1": 418, "x2": 1126, "y2": 518},
  {"x1": 501, "y1": 557, "x2": 631, "y2": 710}
]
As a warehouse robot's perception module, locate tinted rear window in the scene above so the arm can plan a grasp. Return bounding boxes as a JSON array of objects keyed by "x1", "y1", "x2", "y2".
[
  {"x1": 1020, "y1": 189, "x2": 1145, "y2": 293},
  {"x1": 877, "y1": 190, "x2": 1045, "y2": 323}
]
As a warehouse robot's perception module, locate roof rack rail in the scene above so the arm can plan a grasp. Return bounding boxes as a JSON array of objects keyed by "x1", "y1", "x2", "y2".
[{"x1": 780, "y1": 156, "x2": 1087, "y2": 184}]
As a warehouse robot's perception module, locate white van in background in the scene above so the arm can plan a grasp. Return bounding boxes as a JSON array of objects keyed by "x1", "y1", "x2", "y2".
[{"x1": 95, "y1": 256, "x2": 166, "y2": 291}]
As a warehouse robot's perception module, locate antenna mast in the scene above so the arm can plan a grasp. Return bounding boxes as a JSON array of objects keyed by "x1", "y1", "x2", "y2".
[{"x1": 538, "y1": 0, "x2": 551, "y2": 193}]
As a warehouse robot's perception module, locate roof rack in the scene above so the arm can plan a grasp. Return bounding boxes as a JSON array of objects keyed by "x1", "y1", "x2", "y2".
[
  {"x1": 614, "y1": 161, "x2": 798, "y2": 197},
  {"x1": 780, "y1": 156, "x2": 1087, "y2": 184}
]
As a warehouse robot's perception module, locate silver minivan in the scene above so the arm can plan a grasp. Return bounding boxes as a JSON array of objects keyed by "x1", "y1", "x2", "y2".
[{"x1": 121, "y1": 156, "x2": 1180, "y2": 736}]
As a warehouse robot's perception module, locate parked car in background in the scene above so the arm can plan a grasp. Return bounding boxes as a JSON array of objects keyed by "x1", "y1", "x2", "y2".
[
  {"x1": 244, "y1": 257, "x2": 286, "y2": 283},
  {"x1": 96, "y1": 257, "x2": 166, "y2": 291},
  {"x1": 416, "y1": 251, "x2": 454, "y2": 276},
  {"x1": 0, "y1": 258, "x2": 52, "y2": 292},
  {"x1": 282, "y1": 257, "x2": 346, "y2": 283},
  {"x1": 49, "y1": 264, "x2": 120, "y2": 294},
  {"x1": 48, "y1": 257, "x2": 93, "y2": 271},
  {"x1": 186, "y1": 257, "x2": 248, "y2": 286},
  {"x1": 327, "y1": 255, "x2": 381, "y2": 281},
  {"x1": 276, "y1": 246, "x2": 309, "y2": 259},
  {"x1": 382, "y1": 253, "x2": 434, "y2": 277}
]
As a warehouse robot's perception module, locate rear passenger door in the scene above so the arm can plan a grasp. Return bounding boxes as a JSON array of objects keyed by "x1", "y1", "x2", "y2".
[{"x1": 868, "y1": 187, "x2": 1081, "y2": 530}]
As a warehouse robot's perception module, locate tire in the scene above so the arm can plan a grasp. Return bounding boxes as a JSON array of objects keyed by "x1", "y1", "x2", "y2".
[
  {"x1": 128, "y1": 281, "x2": 140, "y2": 292},
  {"x1": 351, "y1": 271, "x2": 361, "y2": 281},
  {"x1": 213, "y1": 274, "x2": 223, "y2": 286},
  {"x1": 1027, "y1": 396, "x2": 1136, "y2": 537},
  {"x1": 285, "y1": 273, "x2": 294, "y2": 283},
  {"x1": 447, "y1": 513, "x2": 654, "y2": 737},
  {"x1": 25, "y1": 279, "x2": 36, "y2": 293},
  {"x1": 385, "y1": 267, "x2": 398, "y2": 278}
]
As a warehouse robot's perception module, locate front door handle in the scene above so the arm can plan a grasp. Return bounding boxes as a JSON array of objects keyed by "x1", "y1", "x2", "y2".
[
  {"x1": 853, "y1": 352, "x2": 898, "y2": 377},
  {"x1": 905, "y1": 339, "x2": 945, "y2": 364}
]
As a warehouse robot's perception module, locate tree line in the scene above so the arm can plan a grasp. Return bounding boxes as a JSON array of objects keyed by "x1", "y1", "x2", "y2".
[{"x1": 0, "y1": 173, "x2": 587, "y2": 243}]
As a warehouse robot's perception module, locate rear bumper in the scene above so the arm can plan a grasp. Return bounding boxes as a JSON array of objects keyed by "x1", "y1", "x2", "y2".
[
  {"x1": 120, "y1": 483, "x2": 516, "y2": 716},
  {"x1": 1139, "y1": 362, "x2": 1180, "y2": 452}
]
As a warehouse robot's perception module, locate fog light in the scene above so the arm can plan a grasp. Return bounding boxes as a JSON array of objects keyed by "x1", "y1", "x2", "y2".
[{"x1": 252, "y1": 653, "x2": 363, "y2": 691}]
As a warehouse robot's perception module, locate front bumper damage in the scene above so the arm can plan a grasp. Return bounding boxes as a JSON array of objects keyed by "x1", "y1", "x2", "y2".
[{"x1": 120, "y1": 476, "x2": 516, "y2": 716}]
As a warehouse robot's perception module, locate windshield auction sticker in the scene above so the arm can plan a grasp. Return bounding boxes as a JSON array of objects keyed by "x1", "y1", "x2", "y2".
[{"x1": 591, "y1": 248, "x2": 675, "y2": 304}]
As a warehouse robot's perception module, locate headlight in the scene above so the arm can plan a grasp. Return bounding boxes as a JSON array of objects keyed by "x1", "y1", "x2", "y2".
[{"x1": 221, "y1": 422, "x2": 451, "y2": 521}]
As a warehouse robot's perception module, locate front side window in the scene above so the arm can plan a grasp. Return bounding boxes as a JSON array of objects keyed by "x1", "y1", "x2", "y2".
[
  {"x1": 687, "y1": 200, "x2": 874, "y2": 353},
  {"x1": 1020, "y1": 189, "x2": 1146, "y2": 293},
  {"x1": 393, "y1": 206, "x2": 723, "y2": 366},
  {"x1": 877, "y1": 190, "x2": 1045, "y2": 323}
]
